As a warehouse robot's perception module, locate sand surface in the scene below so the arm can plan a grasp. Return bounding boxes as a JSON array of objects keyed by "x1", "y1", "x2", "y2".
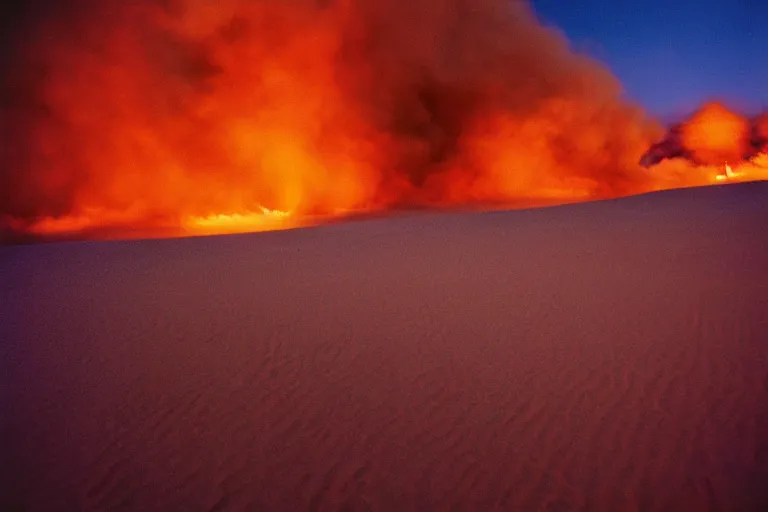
[{"x1": 2, "y1": 182, "x2": 768, "y2": 511}]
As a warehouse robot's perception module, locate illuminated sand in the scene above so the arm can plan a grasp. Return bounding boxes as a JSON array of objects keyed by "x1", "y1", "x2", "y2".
[{"x1": 2, "y1": 182, "x2": 768, "y2": 510}]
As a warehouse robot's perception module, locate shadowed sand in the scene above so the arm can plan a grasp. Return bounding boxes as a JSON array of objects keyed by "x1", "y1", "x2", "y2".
[{"x1": 2, "y1": 182, "x2": 768, "y2": 511}]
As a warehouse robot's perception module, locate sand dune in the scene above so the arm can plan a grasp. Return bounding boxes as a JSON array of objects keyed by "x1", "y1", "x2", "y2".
[{"x1": 2, "y1": 182, "x2": 768, "y2": 511}]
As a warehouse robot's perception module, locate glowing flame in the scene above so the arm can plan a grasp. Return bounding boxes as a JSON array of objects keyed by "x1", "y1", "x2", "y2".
[
  {"x1": 716, "y1": 163, "x2": 738, "y2": 181},
  {"x1": 182, "y1": 206, "x2": 298, "y2": 235},
  {"x1": 713, "y1": 156, "x2": 768, "y2": 183}
]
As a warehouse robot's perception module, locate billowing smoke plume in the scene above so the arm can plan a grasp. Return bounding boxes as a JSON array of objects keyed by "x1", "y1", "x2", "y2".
[
  {"x1": 639, "y1": 102, "x2": 768, "y2": 190},
  {"x1": 680, "y1": 103, "x2": 750, "y2": 165},
  {"x1": 0, "y1": 0, "x2": 707, "y2": 239},
  {"x1": 641, "y1": 102, "x2": 768, "y2": 167}
]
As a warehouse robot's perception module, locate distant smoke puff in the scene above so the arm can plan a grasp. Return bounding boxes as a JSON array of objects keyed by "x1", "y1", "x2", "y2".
[{"x1": 679, "y1": 102, "x2": 750, "y2": 166}]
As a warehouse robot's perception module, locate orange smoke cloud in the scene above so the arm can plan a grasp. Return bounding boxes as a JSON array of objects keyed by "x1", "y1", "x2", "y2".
[
  {"x1": 639, "y1": 102, "x2": 768, "y2": 189},
  {"x1": 0, "y1": 0, "x2": 758, "y2": 242},
  {"x1": 679, "y1": 102, "x2": 750, "y2": 165}
]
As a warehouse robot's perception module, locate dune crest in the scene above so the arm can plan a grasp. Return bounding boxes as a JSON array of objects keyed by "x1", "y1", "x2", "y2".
[{"x1": 2, "y1": 183, "x2": 768, "y2": 510}]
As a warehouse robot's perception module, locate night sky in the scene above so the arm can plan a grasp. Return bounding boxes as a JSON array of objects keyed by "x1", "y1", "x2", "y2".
[{"x1": 531, "y1": 0, "x2": 767, "y2": 119}]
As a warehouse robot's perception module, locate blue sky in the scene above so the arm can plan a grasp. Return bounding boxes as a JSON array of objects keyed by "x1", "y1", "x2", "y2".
[{"x1": 530, "y1": 0, "x2": 767, "y2": 119}]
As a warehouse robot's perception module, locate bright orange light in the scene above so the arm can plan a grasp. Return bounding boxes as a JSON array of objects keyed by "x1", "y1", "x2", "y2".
[
  {"x1": 680, "y1": 103, "x2": 750, "y2": 165},
  {"x1": 1, "y1": 1, "x2": 767, "y2": 242},
  {"x1": 716, "y1": 163, "x2": 740, "y2": 181},
  {"x1": 182, "y1": 206, "x2": 300, "y2": 235}
]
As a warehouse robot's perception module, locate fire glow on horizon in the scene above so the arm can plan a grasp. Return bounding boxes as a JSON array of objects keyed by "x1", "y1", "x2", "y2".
[{"x1": 1, "y1": 0, "x2": 767, "y2": 241}]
